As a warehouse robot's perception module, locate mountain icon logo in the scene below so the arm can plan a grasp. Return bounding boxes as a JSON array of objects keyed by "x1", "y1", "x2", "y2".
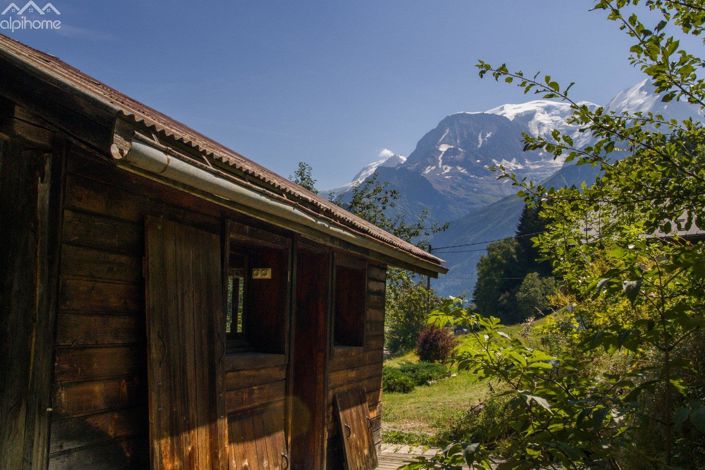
[{"x1": 1, "y1": 1, "x2": 61, "y2": 15}]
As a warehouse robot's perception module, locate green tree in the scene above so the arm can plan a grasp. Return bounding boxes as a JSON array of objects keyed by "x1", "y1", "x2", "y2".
[
  {"x1": 515, "y1": 204, "x2": 551, "y2": 278},
  {"x1": 514, "y1": 272, "x2": 556, "y2": 320},
  {"x1": 472, "y1": 204, "x2": 554, "y2": 324},
  {"x1": 385, "y1": 271, "x2": 441, "y2": 353},
  {"x1": 472, "y1": 238, "x2": 518, "y2": 321},
  {"x1": 408, "y1": 1, "x2": 705, "y2": 468},
  {"x1": 337, "y1": 175, "x2": 447, "y2": 248},
  {"x1": 289, "y1": 161, "x2": 318, "y2": 193}
]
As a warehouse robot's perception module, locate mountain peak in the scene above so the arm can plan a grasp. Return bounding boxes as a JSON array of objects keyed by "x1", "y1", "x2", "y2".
[
  {"x1": 607, "y1": 79, "x2": 702, "y2": 120},
  {"x1": 322, "y1": 149, "x2": 407, "y2": 196},
  {"x1": 350, "y1": 149, "x2": 406, "y2": 186}
]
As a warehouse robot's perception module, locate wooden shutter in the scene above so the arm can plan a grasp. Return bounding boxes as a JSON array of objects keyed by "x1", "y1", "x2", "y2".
[
  {"x1": 335, "y1": 388, "x2": 378, "y2": 470},
  {"x1": 145, "y1": 217, "x2": 227, "y2": 469}
]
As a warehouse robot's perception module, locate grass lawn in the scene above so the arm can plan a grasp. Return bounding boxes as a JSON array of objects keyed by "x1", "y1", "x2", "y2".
[
  {"x1": 381, "y1": 318, "x2": 547, "y2": 443},
  {"x1": 382, "y1": 370, "x2": 489, "y2": 438}
]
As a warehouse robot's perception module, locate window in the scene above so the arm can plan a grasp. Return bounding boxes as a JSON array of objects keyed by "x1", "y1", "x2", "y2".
[
  {"x1": 225, "y1": 253, "x2": 247, "y2": 339},
  {"x1": 333, "y1": 255, "x2": 367, "y2": 347},
  {"x1": 225, "y1": 221, "x2": 291, "y2": 354}
]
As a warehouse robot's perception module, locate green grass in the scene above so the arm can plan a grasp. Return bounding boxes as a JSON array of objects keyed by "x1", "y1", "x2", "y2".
[
  {"x1": 382, "y1": 369, "x2": 489, "y2": 439},
  {"x1": 384, "y1": 349, "x2": 419, "y2": 367},
  {"x1": 381, "y1": 317, "x2": 549, "y2": 444}
]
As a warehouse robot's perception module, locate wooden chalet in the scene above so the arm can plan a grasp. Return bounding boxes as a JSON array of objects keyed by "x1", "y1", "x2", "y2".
[{"x1": 0, "y1": 35, "x2": 446, "y2": 469}]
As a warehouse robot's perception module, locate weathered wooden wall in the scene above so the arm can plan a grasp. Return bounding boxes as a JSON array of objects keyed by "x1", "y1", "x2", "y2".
[
  {"x1": 225, "y1": 355, "x2": 288, "y2": 468},
  {"x1": 326, "y1": 265, "x2": 387, "y2": 468},
  {"x1": 0, "y1": 129, "x2": 63, "y2": 470},
  {"x1": 48, "y1": 151, "x2": 225, "y2": 468},
  {"x1": 26, "y1": 142, "x2": 388, "y2": 470}
]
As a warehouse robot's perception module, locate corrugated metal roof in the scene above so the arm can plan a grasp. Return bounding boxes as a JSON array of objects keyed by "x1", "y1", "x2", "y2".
[{"x1": 0, "y1": 34, "x2": 444, "y2": 270}]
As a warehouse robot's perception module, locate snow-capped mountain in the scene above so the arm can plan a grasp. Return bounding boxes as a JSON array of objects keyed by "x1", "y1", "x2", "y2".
[
  {"x1": 325, "y1": 149, "x2": 406, "y2": 196},
  {"x1": 430, "y1": 81, "x2": 703, "y2": 296},
  {"x1": 331, "y1": 100, "x2": 596, "y2": 214},
  {"x1": 606, "y1": 79, "x2": 702, "y2": 120},
  {"x1": 324, "y1": 80, "x2": 702, "y2": 296},
  {"x1": 488, "y1": 99, "x2": 596, "y2": 149},
  {"x1": 350, "y1": 149, "x2": 406, "y2": 187}
]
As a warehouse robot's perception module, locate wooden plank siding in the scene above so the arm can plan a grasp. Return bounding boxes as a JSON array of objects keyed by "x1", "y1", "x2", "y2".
[
  {"x1": 49, "y1": 150, "x2": 225, "y2": 468},
  {"x1": 0, "y1": 134, "x2": 64, "y2": 470},
  {"x1": 48, "y1": 149, "x2": 389, "y2": 469},
  {"x1": 144, "y1": 217, "x2": 227, "y2": 469},
  {"x1": 326, "y1": 265, "x2": 387, "y2": 468},
  {"x1": 224, "y1": 359, "x2": 289, "y2": 468}
]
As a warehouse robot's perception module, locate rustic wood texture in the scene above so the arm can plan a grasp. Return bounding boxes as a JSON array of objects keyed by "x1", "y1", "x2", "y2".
[
  {"x1": 0, "y1": 137, "x2": 63, "y2": 470},
  {"x1": 44, "y1": 146, "x2": 390, "y2": 469},
  {"x1": 333, "y1": 264, "x2": 367, "y2": 347},
  {"x1": 327, "y1": 265, "x2": 387, "y2": 466},
  {"x1": 145, "y1": 217, "x2": 227, "y2": 469},
  {"x1": 334, "y1": 388, "x2": 378, "y2": 470},
  {"x1": 48, "y1": 152, "x2": 232, "y2": 468},
  {"x1": 243, "y1": 246, "x2": 290, "y2": 354},
  {"x1": 228, "y1": 403, "x2": 288, "y2": 470},
  {"x1": 289, "y1": 246, "x2": 331, "y2": 470}
]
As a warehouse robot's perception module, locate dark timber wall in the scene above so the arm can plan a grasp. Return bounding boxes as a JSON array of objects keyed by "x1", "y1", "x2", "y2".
[
  {"x1": 48, "y1": 150, "x2": 226, "y2": 468},
  {"x1": 2, "y1": 111, "x2": 389, "y2": 469},
  {"x1": 326, "y1": 265, "x2": 387, "y2": 467}
]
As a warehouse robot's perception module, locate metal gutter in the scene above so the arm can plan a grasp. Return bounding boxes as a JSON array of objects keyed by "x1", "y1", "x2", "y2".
[{"x1": 113, "y1": 137, "x2": 447, "y2": 276}]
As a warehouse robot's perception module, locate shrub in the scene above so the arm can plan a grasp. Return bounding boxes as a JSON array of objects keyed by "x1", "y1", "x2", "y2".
[
  {"x1": 437, "y1": 397, "x2": 514, "y2": 448},
  {"x1": 416, "y1": 326, "x2": 456, "y2": 363},
  {"x1": 382, "y1": 366, "x2": 415, "y2": 393},
  {"x1": 399, "y1": 361, "x2": 449, "y2": 386}
]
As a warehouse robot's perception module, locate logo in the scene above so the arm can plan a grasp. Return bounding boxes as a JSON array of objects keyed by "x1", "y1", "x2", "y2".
[{"x1": 1, "y1": 1, "x2": 61, "y2": 32}]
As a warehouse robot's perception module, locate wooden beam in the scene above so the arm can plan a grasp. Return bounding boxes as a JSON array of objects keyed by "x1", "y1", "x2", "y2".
[{"x1": 0, "y1": 137, "x2": 65, "y2": 469}]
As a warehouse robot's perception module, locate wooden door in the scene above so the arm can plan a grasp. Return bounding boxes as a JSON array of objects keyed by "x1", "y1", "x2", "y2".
[
  {"x1": 145, "y1": 217, "x2": 227, "y2": 469},
  {"x1": 289, "y1": 245, "x2": 330, "y2": 470},
  {"x1": 334, "y1": 388, "x2": 378, "y2": 470}
]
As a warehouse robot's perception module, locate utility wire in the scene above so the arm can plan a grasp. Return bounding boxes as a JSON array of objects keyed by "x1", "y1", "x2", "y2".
[{"x1": 431, "y1": 230, "x2": 544, "y2": 252}]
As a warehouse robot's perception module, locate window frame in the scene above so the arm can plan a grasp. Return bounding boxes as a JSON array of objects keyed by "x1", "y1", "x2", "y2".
[
  {"x1": 331, "y1": 253, "x2": 368, "y2": 349},
  {"x1": 223, "y1": 220, "x2": 292, "y2": 355}
]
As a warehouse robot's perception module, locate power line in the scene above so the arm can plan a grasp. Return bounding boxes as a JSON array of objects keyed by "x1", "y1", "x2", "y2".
[
  {"x1": 433, "y1": 248, "x2": 497, "y2": 254},
  {"x1": 431, "y1": 230, "x2": 544, "y2": 252}
]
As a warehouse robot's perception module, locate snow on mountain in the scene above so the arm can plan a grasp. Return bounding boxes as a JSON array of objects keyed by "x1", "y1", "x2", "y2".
[
  {"x1": 400, "y1": 100, "x2": 597, "y2": 211},
  {"x1": 324, "y1": 149, "x2": 406, "y2": 196},
  {"x1": 350, "y1": 149, "x2": 406, "y2": 186},
  {"x1": 431, "y1": 81, "x2": 703, "y2": 297},
  {"x1": 607, "y1": 79, "x2": 703, "y2": 121},
  {"x1": 323, "y1": 80, "x2": 705, "y2": 296},
  {"x1": 487, "y1": 99, "x2": 596, "y2": 147}
]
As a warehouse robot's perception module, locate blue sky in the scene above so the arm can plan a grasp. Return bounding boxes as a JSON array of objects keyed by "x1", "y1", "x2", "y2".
[{"x1": 7, "y1": 0, "x2": 649, "y2": 188}]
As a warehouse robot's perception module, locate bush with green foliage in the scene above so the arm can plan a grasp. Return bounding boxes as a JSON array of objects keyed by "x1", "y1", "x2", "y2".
[
  {"x1": 385, "y1": 270, "x2": 442, "y2": 354},
  {"x1": 416, "y1": 325, "x2": 456, "y2": 363},
  {"x1": 436, "y1": 398, "x2": 514, "y2": 453},
  {"x1": 404, "y1": 2, "x2": 705, "y2": 468},
  {"x1": 398, "y1": 361, "x2": 450, "y2": 386},
  {"x1": 382, "y1": 366, "x2": 415, "y2": 393},
  {"x1": 514, "y1": 272, "x2": 556, "y2": 319}
]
